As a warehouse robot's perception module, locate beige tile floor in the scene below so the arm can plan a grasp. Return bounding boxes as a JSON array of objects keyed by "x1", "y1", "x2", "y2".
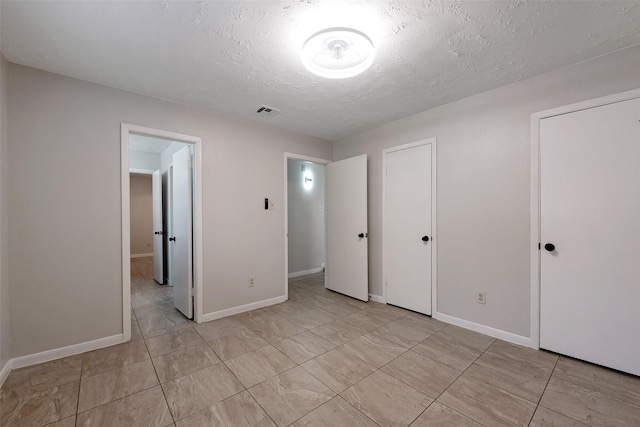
[{"x1": 2, "y1": 257, "x2": 640, "y2": 426}]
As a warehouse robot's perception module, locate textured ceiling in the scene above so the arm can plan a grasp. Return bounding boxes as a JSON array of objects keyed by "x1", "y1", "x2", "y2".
[{"x1": 3, "y1": 1, "x2": 640, "y2": 141}]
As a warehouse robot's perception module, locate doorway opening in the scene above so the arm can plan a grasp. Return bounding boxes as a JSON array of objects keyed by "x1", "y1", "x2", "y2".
[
  {"x1": 284, "y1": 153, "x2": 330, "y2": 299},
  {"x1": 121, "y1": 124, "x2": 204, "y2": 342}
]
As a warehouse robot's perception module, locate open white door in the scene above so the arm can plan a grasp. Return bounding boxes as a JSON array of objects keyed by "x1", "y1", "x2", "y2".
[
  {"x1": 170, "y1": 146, "x2": 193, "y2": 318},
  {"x1": 326, "y1": 155, "x2": 368, "y2": 301},
  {"x1": 152, "y1": 170, "x2": 164, "y2": 284}
]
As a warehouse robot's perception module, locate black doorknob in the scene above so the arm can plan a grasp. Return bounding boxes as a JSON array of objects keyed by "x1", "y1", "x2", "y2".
[
  {"x1": 169, "y1": 237, "x2": 176, "y2": 242},
  {"x1": 421, "y1": 236, "x2": 430, "y2": 242},
  {"x1": 544, "y1": 243, "x2": 555, "y2": 252},
  {"x1": 358, "y1": 233, "x2": 365, "y2": 238}
]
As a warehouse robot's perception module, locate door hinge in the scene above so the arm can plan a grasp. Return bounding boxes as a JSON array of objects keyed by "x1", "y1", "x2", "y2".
[
  {"x1": 188, "y1": 287, "x2": 194, "y2": 298},
  {"x1": 538, "y1": 242, "x2": 541, "y2": 250}
]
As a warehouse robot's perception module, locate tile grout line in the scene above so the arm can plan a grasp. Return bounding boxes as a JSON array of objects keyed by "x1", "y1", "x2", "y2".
[
  {"x1": 375, "y1": 323, "x2": 479, "y2": 427},
  {"x1": 547, "y1": 356, "x2": 640, "y2": 409},
  {"x1": 526, "y1": 354, "x2": 561, "y2": 427},
  {"x1": 286, "y1": 315, "x2": 381, "y2": 425},
  {"x1": 405, "y1": 330, "x2": 496, "y2": 427},
  {"x1": 292, "y1": 308, "x2": 436, "y2": 427},
  {"x1": 369, "y1": 324, "x2": 448, "y2": 427},
  {"x1": 140, "y1": 293, "x2": 177, "y2": 425},
  {"x1": 74, "y1": 352, "x2": 84, "y2": 425},
  {"x1": 236, "y1": 364, "x2": 280, "y2": 427}
]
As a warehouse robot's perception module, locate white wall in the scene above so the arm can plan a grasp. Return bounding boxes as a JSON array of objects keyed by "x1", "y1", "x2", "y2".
[
  {"x1": 129, "y1": 150, "x2": 160, "y2": 172},
  {"x1": 287, "y1": 159, "x2": 325, "y2": 275},
  {"x1": 129, "y1": 174, "x2": 153, "y2": 255},
  {"x1": 334, "y1": 45, "x2": 640, "y2": 339},
  {"x1": 7, "y1": 64, "x2": 331, "y2": 359}
]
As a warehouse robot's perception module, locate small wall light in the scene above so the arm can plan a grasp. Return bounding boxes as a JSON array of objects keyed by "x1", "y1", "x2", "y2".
[{"x1": 303, "y1": 170, "x2": 314, "y2": 191}]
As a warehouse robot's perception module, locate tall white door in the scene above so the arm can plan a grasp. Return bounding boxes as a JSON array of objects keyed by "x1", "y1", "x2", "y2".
[
  {"x1": 326, "y1": 155, "x2": 368, "y2": 301},
  {"x1": 170, "y1": 146, "x2": 193, "y2": 319},
  {"x1": 540, "y1": 97, "x2": 640, "y2": 375},
  {"x1": 385, "y1": 143, "x2": 433, "y2": 314},
  {"x1": 152, "y1": 170, "x2": 164, "y2": 284}
]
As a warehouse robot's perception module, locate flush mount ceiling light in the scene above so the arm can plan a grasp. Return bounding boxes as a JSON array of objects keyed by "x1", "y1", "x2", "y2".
[{"x1": 301, "y1": 27, "x2": 374, "y2": 79}]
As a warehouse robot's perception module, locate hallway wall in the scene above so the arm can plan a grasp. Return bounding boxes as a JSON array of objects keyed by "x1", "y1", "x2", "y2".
[
  {"x1": 287, "y1": 159, "x2": 325, "y2": 276},
  {"x1": 129, "y1": 174, "x2": 153, "y2": 256}
]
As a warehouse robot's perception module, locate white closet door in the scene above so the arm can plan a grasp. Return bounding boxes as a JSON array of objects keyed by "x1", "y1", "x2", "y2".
[
  {"x1": 326, "y1": 155, "x2": 368, "y2": 301},
  {"x1": 540, "y1": 97, "x2": 640, "y2": 375},
  {"x1": 385, "y1": 143, "x2": 433, "y2": 314}
]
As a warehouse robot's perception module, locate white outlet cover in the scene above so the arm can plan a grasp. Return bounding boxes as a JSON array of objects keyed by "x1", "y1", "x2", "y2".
[{"x1": 477, "y1": 291, "x2": 486, "y2": 304}]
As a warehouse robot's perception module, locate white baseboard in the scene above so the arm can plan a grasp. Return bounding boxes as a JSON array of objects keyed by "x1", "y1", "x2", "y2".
[
  {"x1": 201, "y1": 295, "x2": 287, "y2": 323},
  {"x1": 7, "y1": 334, "x2": 125, "y2": 374},
  {"x1": 0, "y1": 359, "x2": 12, "y2": 387},
  {"x1": 288, "y1": 268, "x2": 324, "y2": 279},
  {"x1": 435, "y1": 312, "x2": 532, "y2": 347},
  {"x1": 131, "y1": 253, "x2": 153, "y2": 258},
  {"x1": 368, "y1": 293, "x2": 385, "y2": 304}
]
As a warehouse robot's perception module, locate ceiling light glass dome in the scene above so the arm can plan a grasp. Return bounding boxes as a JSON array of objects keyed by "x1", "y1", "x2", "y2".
[{"x1": 301, "y1": 27, "x2": 375, "y2": 79}]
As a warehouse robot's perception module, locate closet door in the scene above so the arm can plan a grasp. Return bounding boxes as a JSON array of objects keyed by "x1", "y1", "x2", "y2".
[
  {"x1": 384, "y1": 141, "x2": 434, "y2": 315},
  {"x1": 540, "y1": 97, "x2": 640, "y2": 375}
]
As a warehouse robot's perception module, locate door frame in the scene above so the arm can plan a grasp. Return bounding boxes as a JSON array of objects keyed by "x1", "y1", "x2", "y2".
[
  {"x1": 121, "y1": 123, "x2": 204, "y2": 341},
  {"x1": 283, "y1": 153, "x2": 331, "y2": 299},
  {"x1": 530, "y1": 88, "x2": 640, "y2": 350},
  {"x1": 382, "y1": 138, "x2": 437, "y2": 313}
]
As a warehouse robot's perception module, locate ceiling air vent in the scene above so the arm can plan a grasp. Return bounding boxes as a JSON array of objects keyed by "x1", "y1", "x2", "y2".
[{"x1": 255, "y1": 105, "x2": 280, "y2": 117}]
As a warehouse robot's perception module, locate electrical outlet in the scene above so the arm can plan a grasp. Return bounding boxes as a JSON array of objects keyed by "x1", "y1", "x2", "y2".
[
  {"x1": 476, "y1": 291, "x2": 486, "y2": 304},
  {"x1": 249, "y1": 276, "x2": 255, "y2": 287}
]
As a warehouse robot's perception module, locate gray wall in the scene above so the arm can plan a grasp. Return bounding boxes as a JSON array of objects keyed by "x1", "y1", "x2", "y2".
[
  {"x1": 0, "y1": 54, "x2": 8, "y2": 369},
  {"x1": 334, "y1": 45, "x2": 640, "y2": 339},
  {"x1": 287, "y1": 159, "x2": 325, "y2": 275},
  {"x1": 7, "y1": 64, "x2": 331, "y2": 359},
  {"x1": 129, "y1": 174, "x2": 153, "y2": 255}
]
